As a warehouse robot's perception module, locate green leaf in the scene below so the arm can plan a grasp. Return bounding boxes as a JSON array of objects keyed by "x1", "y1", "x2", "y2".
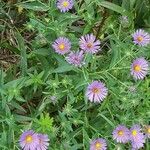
[
  {"x1": 98, "y1": 1, "x2": 129, "y2": 15},
  {"x1": 109, "y1": 40, "x2": 121, "y2": 68},
  {"x1": 130, "y1": 0, "x2": 137, "y2": 10},
  {"x1": 14, "y1": 115, "x2": 33, "y2": 122},
  {"x1": 33, "y1": 48, "x2": 50, "y2": 56},
  {"x1": 98, "y1": 113, "x2": 115, "y2": 127},
  {"x1": 53, "y1": 64, "x2": 73, "y2": 73},
  {"x1": 17, "y1": 1, "x2": 49, "y2": 11},
  {"x1": 15, "y1": 32, "x2": 27, "y2": 76},
  {"x1": 52, "y1": 54, "x2": 75, "y2": 73},
  {"x1": 0, "y1": 24, "x2": 5, "y2": 32}
]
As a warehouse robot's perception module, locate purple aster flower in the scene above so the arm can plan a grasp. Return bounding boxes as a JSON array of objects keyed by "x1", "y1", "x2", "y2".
[
  {"x1": 66, "y1": 51, "x2": 84, "y2": 67},
  {"x1": 132, "y1": 29, "x2": 150, "y2": 46},
  {"x1": 57, "y1": 0, "x2": 74, "y2": 12},
  {"x1": 52, "y1": 37, "x2": 71, "y2": 55},
  {"x1": 129, "y1": 125, "x2": 145, "y2": 150},
  {"x1": 36, "y1": 134, "x2": 50, "y2": 150},
  {"x1": 131, "y1": 57, "x2": 149, "y2": 80},
  {"x1": 144, "y1": 125, "x2": 150, "y2": 138},
  {"x1": 90, "y1": 138, "x2": 107, "y2": 150},
  {"x1": 112, "y1": 125, "x2": 130, "y2": 143},
  {"x1": 131, "y1": 140, "x2": 145, "y2": 150},
  {"x1": 79, "y1": 34, "x2": 101, "y2": 54},
  {"x1": 86, "y1": 81, "x2": 108, "y2": 103},
  {"x1": 19, "y1": 130, "x2": 39, "y2": 150}
]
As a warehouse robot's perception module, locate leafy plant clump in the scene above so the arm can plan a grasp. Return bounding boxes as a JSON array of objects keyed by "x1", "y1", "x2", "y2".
[{"x1": 0, "y1": 0, "x2": 150, "y2": 149}]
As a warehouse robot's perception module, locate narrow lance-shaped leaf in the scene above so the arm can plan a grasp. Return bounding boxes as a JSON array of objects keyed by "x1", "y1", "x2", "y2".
[
  {"x1": 98, "y1": 1, "x2": 129, "y2": 15},
  {"x1": 15, "y1": 32, "x2": 27, "y2": 76},
  {"x1": 16, "y1": 1, "x2": 49, "y2": 11}
]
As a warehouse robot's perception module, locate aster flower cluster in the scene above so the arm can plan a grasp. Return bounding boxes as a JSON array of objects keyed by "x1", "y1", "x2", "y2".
[
  {"x1": 52, "y1": 33, "x2": 101, "y2": 67},
  {"x1": 130, "y1": 29, "x2": 150, "y2": 80},
  {"x1": 52, "y1": 3, "x2": 150, "y2": 149},
  {"x1": 112, "y1": 124, "x2": 150, "y2": 149},
  {"x1": 19, "y1": 130, "x2": 49, "y2": 150},
  {"x1": 52, "y1": 33, "x2": 149, "y2": 104},
  {"x1": 5, "y1": 0, "x2": 150, "y2": 149}
]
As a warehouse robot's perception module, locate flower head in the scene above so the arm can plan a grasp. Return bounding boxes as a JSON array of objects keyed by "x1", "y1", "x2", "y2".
[
  {"x1": 132, "y1": 29, "x2": 150, "y2": 46},
  {"x1": 66, "y1": 51, "x2": 84, "y2": 67},
  {"x1": 57, "y1": 0, "x2": 74, "y2": 12},
  {"x1": 90, "y1": 138, "x2": 107, "y2": 150},
  {"x1": 50, "y1": 95, "x2": 57, "y2": 104},
  {"x1": 131, "y1": 57, "x2": 149, "y2": 80},
  {"x1": 112, "y1": 125, "x2": 130, "y2": 143},
  {"x1": 36, "y1": 134, "x2": 50, "y2": 150},
  {"x1": 128, "y1": 86, "x2": 136, "y2": 93},
  {"x1": 79, "y1": 34, "x2": 101, "y2": 54},
  {"x1": 120, "y1": 16, "x2": 129, "y2": 26},
  {"x1": 144, "y1": 125, "x2": 150, "y2": 138},
  {"x1": 19, "y1": 130, "x2": 39, "y2": 150},
  {"x1": 52, "y1": 37, "x2": 71, "y2": 55},
  {"x1": 86, "y1": 81, "x2": 108, "y2": 103},
  {"x1": 130, "y1": 125, "x2": 145, "y2": 150}
]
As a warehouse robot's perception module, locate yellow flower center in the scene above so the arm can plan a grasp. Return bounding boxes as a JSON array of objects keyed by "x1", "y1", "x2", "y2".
[
  {"x1": 39, "y1": 139, "x2": 43, "y2": 143},
  {"x1": 134, "y1": 65, "x2": 141, "y2": 72},
  {"x1": 137, "y1": 36, "x2": 143, "y2": 42},
  {"x1": 25, "y1": 135, "x2": 33, "y2": 143},
  {"x1": 118, "y1": 130, "x2": 124, "y2": 136},
  {"x1": 59, "y1": 43, "x2": 65, "y2": 50},
  {"x1": 95, "y1": 142, "x2": 102, "y2": 149},
  {"x1": 132, "y1": 130, "x2": 137, "y2": 136},
  {"x1": 87, "y1": 43, "x2": 93, "y2": 48},
  {"x1": 147, "y1": 128, "x2": 150, "y2": 134},
  {"x1": 62, "y1": 1, "x2": 69, "y2": 7},
  {"x1": 92, "y1": 88, "x2": 100, "y2": 94}
]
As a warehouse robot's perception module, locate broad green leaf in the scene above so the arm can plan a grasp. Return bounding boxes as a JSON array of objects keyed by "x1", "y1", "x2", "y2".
[
  {"x1": 10, "y1": 101, "x2": 26, "y2": 113},
  {"x1": 109, "y1": 40, "x2": 121, "y2": 68},
  {"x1": 15, "y1": 32, "x2": 27, "y2": 76},
  {"x1": 98, "y1": 113, "x2": 115, "y2": 127},
  {"x1": 14, "y1": 115, "x2": 33, "y2": 122},
  {"x1": 98, "y1": 1, "x2": 129, "y2": 15},
  {"x1": 17, "y1": 1, "x2": 49, "y2": 11},
  {"x1": 0, "y1": 25, "x2": 5, "y2": 32},
  {"x1": 53, "y1": 65, "x2": 73, "y2": 73},
  {"x1": 33, "y1": 48, "x2": 50, "y2": 56}
]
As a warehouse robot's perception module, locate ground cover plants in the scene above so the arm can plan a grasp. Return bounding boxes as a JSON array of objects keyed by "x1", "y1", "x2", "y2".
[{"x1": 0, "y1": 0, "x2": 150, "y2": 149}]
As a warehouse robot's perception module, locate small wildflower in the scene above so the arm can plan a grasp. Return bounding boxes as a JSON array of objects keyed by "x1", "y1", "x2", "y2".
[
  {"x1": 130, "y1": 125, "x2": 145, "y2": 150},
  {"x1": 52, "y1": 37, "x2": 71, "y2": 55},
  {"x1": 19, "y1": 130, "x2": 39, "y2": 150},
  {"x1": 132, "y1": 29, "x2": 150, "y2": 46},
  {"x1": 86, "y1": 81, "x2": 108, "y2": 103},
  {"x1": 79, "y1": 34, "x2": 101, "y2": 54},
  {"x1": 36, "y1": 134, "x2": 50, "y2": 150},
  {"x1": 120, "y1": 16, "x2": 130, "y2": 28},
  {"x1": 112, "y1": 125, "x2": 130, "y2": 143},
  {"x1": 131, "y1": 57, "x2": 149, "y2": 80},
  {"x1": 90, "y1": 138, "x2": 107, "y2": 150},
  {"x1": 66, "y1": 51, "x2": 84, "y2": 67},
  {"x1": 57, "y1": 0, "x2": 74, "y2": 12}
]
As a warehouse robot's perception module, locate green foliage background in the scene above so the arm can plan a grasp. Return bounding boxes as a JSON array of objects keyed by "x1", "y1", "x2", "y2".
[{"x1": 0, "y1": 0, "x2": 150, "y2": 149}]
